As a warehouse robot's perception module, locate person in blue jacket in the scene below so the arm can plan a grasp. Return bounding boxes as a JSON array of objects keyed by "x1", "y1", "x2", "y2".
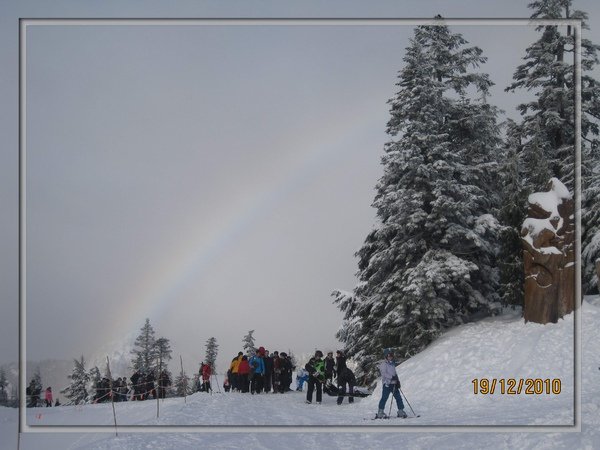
[
  {"x1": 376, "y1": 348, "x2": 407, "y2": 418},
  {"x1": 249, "y1": 347, "x2": 266, "y2": 394}
]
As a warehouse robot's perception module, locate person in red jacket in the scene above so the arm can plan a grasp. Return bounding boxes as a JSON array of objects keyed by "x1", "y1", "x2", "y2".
[
  {"x1": 237, "y1": 356, "x2": 251, "y2": 393},
  {"x1": 201, "y1": 363, "x2": 212, "y2": 393}
]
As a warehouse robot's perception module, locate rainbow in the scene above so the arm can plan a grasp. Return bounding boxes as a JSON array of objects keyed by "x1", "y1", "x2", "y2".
[{"x1": 115, "y1": 105, "x2": 385, "y2": 336}]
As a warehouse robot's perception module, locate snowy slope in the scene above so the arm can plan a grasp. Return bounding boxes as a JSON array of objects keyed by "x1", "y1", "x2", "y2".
[{"x1": 2, "y1": 297, "x2": 598, "y2": 449}]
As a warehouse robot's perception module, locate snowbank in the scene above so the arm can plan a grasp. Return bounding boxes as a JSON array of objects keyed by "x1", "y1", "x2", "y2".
[{"x1": 2, "y1": 297, "x2": 598, "y2": 449}]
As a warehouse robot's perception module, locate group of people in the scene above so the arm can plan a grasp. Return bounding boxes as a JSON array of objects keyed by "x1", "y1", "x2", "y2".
[
  {"x1": 126, "y1": 370, "x2": 172, "y2": 401},
  {"x1": 92, "y1": 377, "x2": 119, "y2": 403},
  {"x1": 224, "y1": 347, "x2": 295, "y2": 394},
  {"x1": 303, "y1": 349, "x2": 358, "y2": 406},
  {"x1": 26, "y1": 381, "x2": 60, "y2": 407},
  {"x1": 26, "y1": 348, "x2": 409, "y2": 418},
  {"x1": 303, "y1": 348, "x2": 408, "y2": 418},
  {"x1": 91, "y1": 369, "x2": 172, "y2": 403}
]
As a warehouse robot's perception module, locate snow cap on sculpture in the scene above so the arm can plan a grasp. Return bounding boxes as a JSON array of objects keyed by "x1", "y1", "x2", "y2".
[{"x1": 521, "y1": 177, "x2": 572, "y2": 255}]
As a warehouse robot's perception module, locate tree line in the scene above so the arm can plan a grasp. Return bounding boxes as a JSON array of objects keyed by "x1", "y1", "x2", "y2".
[{"x1": 58, "y1": 318, "x2": 220, "y2": 405}]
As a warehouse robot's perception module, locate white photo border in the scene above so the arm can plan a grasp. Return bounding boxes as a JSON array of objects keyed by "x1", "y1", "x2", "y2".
[{"x1": 19, "y1": 17, "x2": 583, "y2": 434}]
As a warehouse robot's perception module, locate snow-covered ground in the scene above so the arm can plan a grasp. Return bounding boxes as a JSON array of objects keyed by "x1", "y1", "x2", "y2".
[{"x1": 2, "y1": 296, "x2": 599, "y2": 449}]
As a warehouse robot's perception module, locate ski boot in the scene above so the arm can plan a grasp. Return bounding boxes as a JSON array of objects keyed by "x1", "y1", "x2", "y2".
[
  {"x1": 376, "y1": 409, "x2": 387, "y2": 419},
  {"x1": 397, "y1": 409, "x2": 407, "y2": 418}
]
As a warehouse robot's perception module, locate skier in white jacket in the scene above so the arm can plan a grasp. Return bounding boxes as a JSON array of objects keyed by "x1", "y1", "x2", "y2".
[{"x1": 376, "y1": 349, "x2": 407, "y2": 418}]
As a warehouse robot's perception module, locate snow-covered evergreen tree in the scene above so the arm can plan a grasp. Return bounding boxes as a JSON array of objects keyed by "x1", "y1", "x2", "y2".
[
  {"x1": 103, "y1": 360, "x2": 112, "y2": 380},
  {"x1": 334, "y1": 20, "x2": 502, "y2": 382},
  {"x1": 0, "y1": 367, "x2": 8, "y2": 405},
  {"x1": 0, "y1": 367, "x2": 7, "y2": 392},
  {"x1": 32, "y1": 366, "x2": 43, "y2": 392},
  {"x1": 498, "y1": 119, "x2": 528, "y2": 308},
  {"x1": 61, "y1": 356, "x2": 90, "y2": 405},
  {"x1": 88, "y1": 365, "x2": 101, "y2": 397},
  {"x1": 174, "y1": 369, "x2": 191, "y2": 397},
  {"x1": 204, "y1": 337, "x2": 218, "y2": 370},
  {"x1": 242, "y1": 330, "x2": 256, "y2": 355},
  {"x1": 505, "y1": 0, "x2": 600, "y2": 294},
  {"x1": 154, "y1": 337, "x2": 173, "y2": 371},
  {"x1": 506, "y1": 0, "x2": 592, "y2": 189},
  {"x1": 191, "y1": 373, "x2": 201, "y2": 393},
  {"x1": 10, "y1": 385, "x2": 19, "y2": 408},
  {"x1": 131, "y1": 318, "x2": 157, "y2": 374},
  {"x1": 582, "y1": 154, "x2": 600, "y2": 294}
]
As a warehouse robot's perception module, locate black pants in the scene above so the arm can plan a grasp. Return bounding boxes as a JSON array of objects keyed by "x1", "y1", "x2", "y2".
[
  {"x1": 306, "y1": 378, "x2": 322, "y2": 403},
  {"x1": 337, "y1": 381, "x2": 354, "y2": 404},
  {"x1": 240, "y1": 374, "x2": 249, "y2": 393},
  {"x1": 251, "y1": 374, "x2": 263, "y2": 394},
  {"x1": 281, "y1": 372, "x2": 291, "y2": 392}
]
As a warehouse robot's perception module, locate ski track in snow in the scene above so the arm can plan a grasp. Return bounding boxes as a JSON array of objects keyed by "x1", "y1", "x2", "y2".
[{"x1": 2, "y1": 297, "x2": 599, "y2": 449}]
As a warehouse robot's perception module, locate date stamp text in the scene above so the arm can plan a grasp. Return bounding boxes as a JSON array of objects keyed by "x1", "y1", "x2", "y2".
[{"x1": 471, "y1": 378, "x2": 562, "y2": 395}]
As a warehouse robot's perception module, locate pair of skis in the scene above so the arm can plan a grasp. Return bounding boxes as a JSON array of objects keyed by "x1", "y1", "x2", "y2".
[{"x1": 367, "y1": 413, "x2": 420, "y2": 420}]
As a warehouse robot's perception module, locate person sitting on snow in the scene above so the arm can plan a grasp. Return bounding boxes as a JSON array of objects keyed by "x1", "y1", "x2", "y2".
[{"x1": 376, "y1": 349, "x2": 407, "y2": 418}]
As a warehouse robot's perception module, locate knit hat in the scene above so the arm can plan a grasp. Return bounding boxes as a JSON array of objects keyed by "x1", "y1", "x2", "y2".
[{"x1": 383, "y1": 348, "x2": 394, "y2": 357}]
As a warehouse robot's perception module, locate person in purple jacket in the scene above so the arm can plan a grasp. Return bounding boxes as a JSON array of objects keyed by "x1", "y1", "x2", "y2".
[{"x1": 376, "y1": 349, "x2": 407, "y2": 418}]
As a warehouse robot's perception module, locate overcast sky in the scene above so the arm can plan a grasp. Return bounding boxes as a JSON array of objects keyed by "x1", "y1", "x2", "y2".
[{"x1": 1, "y1": 0, "x2": 598, "y2": 374}]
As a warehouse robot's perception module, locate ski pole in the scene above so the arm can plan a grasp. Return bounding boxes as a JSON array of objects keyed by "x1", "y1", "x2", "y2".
[
  {"x1": 387, "y1": 385, "x2": 395, "y2": 418},
  {"x1": 399, "y1": 387, "x2": 417, "y2": 417},
  {"x1": 214, "y1": 373, "x2": 222, "y2": 393}
]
